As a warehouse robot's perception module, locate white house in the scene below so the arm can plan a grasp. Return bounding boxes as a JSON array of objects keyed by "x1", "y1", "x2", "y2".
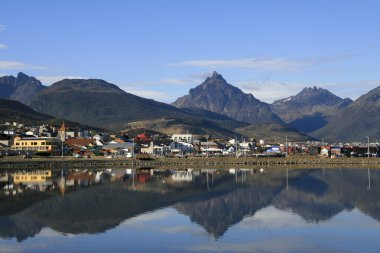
[
  {"x1": 171, "y1": 134, "x2": 193, "y2": 143},
  {"x1": 170, "y1": 141, "x2": 194, "y2": 153}
]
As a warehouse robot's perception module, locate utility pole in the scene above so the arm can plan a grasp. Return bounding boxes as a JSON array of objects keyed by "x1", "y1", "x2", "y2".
[
  {"x1": 235, "y1": 137, "x2": 238, "y2": 158},
  {"x1": 206, "y1": 140, "x2": 209, "y2": 158},
  {"x1": 366, "y1": 136, "x2": 370, "y2": 158},
  {"x1": 285, "y1": 136, "x2": 288, "y2": 157},
  {"x1": 132, "y1": 138, "x2": 135, "y2": 158}
]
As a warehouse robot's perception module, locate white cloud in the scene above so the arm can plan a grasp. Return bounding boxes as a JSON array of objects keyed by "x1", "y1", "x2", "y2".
[
  {"x1": 37, "y1": 75, "x2": 83, "y2": 85},
  {"x1": 172, "y1": 58, "x2": 311, "y2": 72},
  {"x1": 237, "y1": 80, "x2": 312, "y2": 103},
  {"x1": 0, "y1": 60, "x2": 46, "y2": 70},
  {"x1": 123, "y1": 88, "x2": 174, "y2": 101},
  {"x1": 124, "y1": 74, "x2": 208, "y2": 88},
  {"x1": 0, "y1": 43, "x2": 7, "y2": 49},
  {"x1": 0, "y1": 24, "x2": 6, "y2": 31},
  {"x1": 0, "y1": 245, "x2": 22, "y2": 253},
  {"x1": 119, "y1": 72, "x2": 211, "y2": 102},
  {"x1": 237, "y1": 205, "x2": 307, "y2": 230},
  {"x1": 122, "y1": 208, "x2": 175, "y2": 225},
  {"x1": 0, "y1": 61, "x2": 27, "y2": 70},
  {"x1": 171, "y1": 54, "x2": 353, "y2": 73}
]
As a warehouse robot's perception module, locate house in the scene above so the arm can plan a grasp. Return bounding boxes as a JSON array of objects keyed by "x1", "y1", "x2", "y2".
[
  {"x1": 102, "y1": 142, "x2": 135, "y2": 157},
  {"x1": 170, "y1": 141, "x2": 194, "y2": 154},
  {"x1": 320, "y1": 145, "x2": 330, "y2": 157},
  {"x1": 65, "y1": 138, "x2": 97, "y2": 150},
  {"x1": 330, "y1": 146, "x2": 342, "y2": 158},
  {"x1": 12, "y1": 136, "x2": 60, "y2": 155},
  {"x1": 141, "y1": 141, "x2": 170, "y2": 155},
  {"x1": 200, "y1": 141, "x2": 219, "y2": 149},
  {"x1": 172, "y1": 134, "x2": 193, "y2": 143},
  {"x1": 0, "y1": 134, "x2": 11, "y2": 147},
  {"x1": 93, "y1": 133, "x2": 105, "y2": 142}
]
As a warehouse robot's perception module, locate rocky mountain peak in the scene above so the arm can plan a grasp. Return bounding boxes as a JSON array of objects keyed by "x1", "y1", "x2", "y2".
[
  {"x1": 172, "y1": 72, "x2": 283, "y2": 124},
  {"x1": 16, "y1": 72, "x2": 30, "y2": 83},
  {"x1": 204, "y1": 71, "x2": 227, "y2": 84},
  {"x1": 0, "y1": 72, "x2": 45, "y2": 105}
]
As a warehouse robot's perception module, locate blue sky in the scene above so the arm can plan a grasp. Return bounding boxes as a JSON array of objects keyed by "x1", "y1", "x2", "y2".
[{"x1": 1, "y1": 0, "x2": 380, "y2": 103}]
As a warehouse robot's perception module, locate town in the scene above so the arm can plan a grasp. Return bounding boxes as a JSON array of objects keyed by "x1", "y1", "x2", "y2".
[{"x1": 1, "y1": 121, "x2": 379, "y2": 159}]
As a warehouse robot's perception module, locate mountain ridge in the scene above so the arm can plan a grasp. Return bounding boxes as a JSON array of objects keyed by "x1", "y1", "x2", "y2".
[
  {"x1": 312, "y1": 85, "x2": 380, "y2": 142},
  {"x1": 271, "y1": 86, "x2": 352, "y2": 133},
  {"x1": 0, "y1": 72, "x2": 46, "y2": 105}
]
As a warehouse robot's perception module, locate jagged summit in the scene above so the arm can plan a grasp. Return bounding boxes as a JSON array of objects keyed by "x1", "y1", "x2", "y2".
[
  {"x1": 271, "y1": 86, "x2": 353, "y2": 133},
  {"x1": 172, "y1": 72, "x2": 283, "y2": 124},
  {"x1": 273, "y1": 86, "x2": 347, "y2": 107},
  {"x1": 16, "y1": 72, "x2": 31, "y2": 82},
  {"x1": 205, "y1": 71, "x2": 226, "y2": 82}
]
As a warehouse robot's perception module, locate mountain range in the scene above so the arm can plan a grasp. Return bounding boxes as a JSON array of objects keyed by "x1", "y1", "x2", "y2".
[
  {"x1": 0, "y1": 72, "x2": 45, "y2": 105},
  {"x1": 26, "y1": 73, "x2": 310, "y2": 141},
  {"x1": 312, "y1": 86, "x2": 380, "y2": 141},
  {"x1": 271, "y1": 86, "x2": 353, "y2": 134},
  {"x1": 0, "y1": 72, "x2": 379, "y2": 142}
]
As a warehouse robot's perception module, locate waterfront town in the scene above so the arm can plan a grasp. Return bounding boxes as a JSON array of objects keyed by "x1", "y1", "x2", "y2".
[{"x1": 0, "y1": 120, "x2": 379, "y2": 159}]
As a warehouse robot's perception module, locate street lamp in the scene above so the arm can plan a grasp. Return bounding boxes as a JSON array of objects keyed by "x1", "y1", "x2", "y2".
[{"x1": 366, "y1": 136, "x2": 370, "y2": 158}]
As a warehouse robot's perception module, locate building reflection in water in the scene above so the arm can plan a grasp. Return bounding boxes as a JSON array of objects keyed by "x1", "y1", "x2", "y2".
[{"x1": 0, "y1": 167, "x2": 379, "y2": 242}]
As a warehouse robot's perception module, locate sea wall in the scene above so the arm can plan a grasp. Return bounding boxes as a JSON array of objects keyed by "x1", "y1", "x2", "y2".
[{"x1": 1, "y1": 156, "x2": 380, "y2": 170}]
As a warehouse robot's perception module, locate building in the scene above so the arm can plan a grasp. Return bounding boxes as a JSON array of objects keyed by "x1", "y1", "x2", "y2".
[
  {"x1": 57, "y1": 121, "x2": 66, "y2": 141},
  {"x1": 0, "y1": 134, "x2": 11, "y2": 147},
  {"x1": 134, "y1": 133, "x2": 151, "y2": 142},
  {"x1": 12, "y1": 136, "x2": 60, "y2": 154},
  {"x1": 65, "y1": 138, "x2": 97, "y2": 150},
  {"x1": 141, "y1": 141, "x2": 170, "y2": 155},
  {"x1": 170, "y1": 141, "x2": 194, "y2": 154},
  {"x1": 102, "y1": 142, "x2": 135, "y2": 157},
  {"x1": 172, "y1": 134, "x2": 193, "y2": 143}
]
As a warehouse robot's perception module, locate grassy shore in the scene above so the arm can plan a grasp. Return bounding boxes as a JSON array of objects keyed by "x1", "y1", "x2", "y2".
[{"x1": 1, "y1": 155, "x2": 380, "y2": 170}]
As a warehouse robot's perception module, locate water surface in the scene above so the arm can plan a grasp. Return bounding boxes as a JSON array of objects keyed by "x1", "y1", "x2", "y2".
[{"x1": 0, "y1": 168, "x2": 379, "y2": 253}]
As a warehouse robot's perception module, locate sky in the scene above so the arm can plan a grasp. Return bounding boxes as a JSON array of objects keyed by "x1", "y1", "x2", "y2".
[{"x1": 1, "y1": 0, "x2": 380, "y2": 103}]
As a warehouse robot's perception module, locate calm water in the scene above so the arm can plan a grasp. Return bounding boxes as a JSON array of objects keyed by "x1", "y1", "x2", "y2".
[{"x1": 0, "y1": 167, "x2": 379, "y2": 253}]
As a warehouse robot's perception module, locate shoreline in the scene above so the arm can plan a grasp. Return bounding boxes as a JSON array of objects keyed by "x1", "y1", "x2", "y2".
[{"x1": 1, "y1": 156, "x2": 380, "y2": 170}]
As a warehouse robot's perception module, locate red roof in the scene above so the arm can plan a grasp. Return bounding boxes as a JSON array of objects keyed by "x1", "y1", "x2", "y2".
[
  {"x1": 65, "y1": 138, "x2": 96, "y2": 147},
  {"x1": 134, "y1": 133, "x2": 151, "y2": 142}
]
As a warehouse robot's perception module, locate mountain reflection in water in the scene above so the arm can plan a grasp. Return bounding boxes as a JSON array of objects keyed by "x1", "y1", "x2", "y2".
[{"x1": 0, "y1": 168, "x2": 379, "y2": 244}]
